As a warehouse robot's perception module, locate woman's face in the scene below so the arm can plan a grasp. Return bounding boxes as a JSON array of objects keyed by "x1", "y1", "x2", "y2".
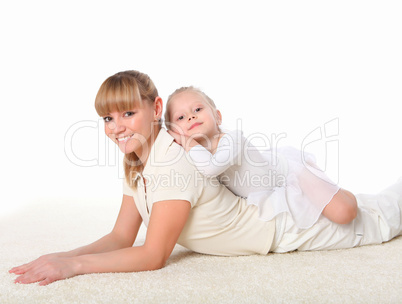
[{"x1": 102, "y1": 98, "x2": 162, "y2": 157}]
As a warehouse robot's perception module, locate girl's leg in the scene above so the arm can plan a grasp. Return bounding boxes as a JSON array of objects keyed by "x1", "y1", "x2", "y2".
[
  {"x1": 322, "y1": 189, "x2": 358, "y2": 224},
  {"x1": 296, "y1": 165, "x2": 357, "y2": 225}
]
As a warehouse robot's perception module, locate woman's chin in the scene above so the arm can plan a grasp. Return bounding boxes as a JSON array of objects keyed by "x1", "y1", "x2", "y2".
[
  {"x1": 118, "y1": 139, "x2": 148, "y2": 156},
  {"x1": 117, "y1": 142, "x2": 135, "y2": 154}
]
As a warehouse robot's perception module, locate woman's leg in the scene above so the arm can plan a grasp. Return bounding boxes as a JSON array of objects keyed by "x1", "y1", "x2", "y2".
[
  {"x1": 271, "y1": 179, "x2": 402, "y2": 253},
  {"x1": 322, "y1": 189, "x2": 358, "y2": 224}
]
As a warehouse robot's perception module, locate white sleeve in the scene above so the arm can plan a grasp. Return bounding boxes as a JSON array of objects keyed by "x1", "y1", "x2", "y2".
[{"x1": 188, "y1": 130, "x2": 242, "y2": 177}]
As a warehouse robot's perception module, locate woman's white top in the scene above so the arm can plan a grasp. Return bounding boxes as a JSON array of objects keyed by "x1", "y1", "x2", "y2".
[
  {"x1": 123, "y1": 128, "x2": 276, "y2": 256},
  {"x1": 187, "y1": 130, "x2": 340, "y2": 229}
]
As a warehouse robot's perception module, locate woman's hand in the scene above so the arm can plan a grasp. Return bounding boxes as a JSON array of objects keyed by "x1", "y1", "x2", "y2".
[
  {"x1": 167, "y1": 130, "x2": 199, "y2": 152},
  {"x1": 9, "y1": 195, "x2": 143, "y2": 286},
  {"x1": 9, "y1": 253, "x2": 79, "y2": 286}
]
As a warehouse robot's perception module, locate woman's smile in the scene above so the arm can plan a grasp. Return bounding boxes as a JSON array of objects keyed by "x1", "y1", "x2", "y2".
[{"x1": 116, "y1": 133, "x2": 135, "y2": 143}]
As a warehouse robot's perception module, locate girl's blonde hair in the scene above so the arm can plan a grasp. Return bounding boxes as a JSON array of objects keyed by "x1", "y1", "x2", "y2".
[
  {"x1": 95, "y1": 70, "x2": 160, "y2": 187},
  {"x1": 164, "y1": 86, "x2": 220, "y2": 128}
]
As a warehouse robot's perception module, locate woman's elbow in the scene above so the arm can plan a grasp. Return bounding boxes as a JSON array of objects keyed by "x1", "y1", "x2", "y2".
[
  {"x1": 148, "y1": 260, "x2": 166, "y2": 271},
  {"x1": 141, "y1": 248, "x2": 168, "y2": 271},
  {"x1": 146, "y1": 254, "x2": 167, "y2": 271}
]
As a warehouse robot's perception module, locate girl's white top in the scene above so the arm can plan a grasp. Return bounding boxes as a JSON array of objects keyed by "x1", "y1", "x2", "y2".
[{"x1": 188, "y1": 130, "x2": 340, "y2": 229}]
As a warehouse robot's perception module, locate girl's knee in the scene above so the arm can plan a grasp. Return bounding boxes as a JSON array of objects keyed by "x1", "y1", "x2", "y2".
[
  {"x1": 324, "y1": 190, "x2": 358, "y2": 224},
  {"x1": 335, "y1": 198, "x2": 358, "y2": 224}
]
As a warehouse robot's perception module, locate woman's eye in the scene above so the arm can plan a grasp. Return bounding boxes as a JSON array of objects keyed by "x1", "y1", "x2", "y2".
[
  {"x1": 124, "y1": 111, "x2": 135, "y2": 117},
  {"x1": 103, "y1": 116, "x2": 112, "y2": 122}
]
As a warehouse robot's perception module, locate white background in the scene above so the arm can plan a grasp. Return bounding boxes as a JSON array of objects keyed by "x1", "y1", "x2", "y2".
[{"x1": 1, "y1": 0, "x2": 401, "y2": 216}]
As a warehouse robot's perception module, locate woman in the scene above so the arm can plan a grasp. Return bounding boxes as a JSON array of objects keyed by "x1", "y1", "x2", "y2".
[{"x1": 9, "y1": 70, "x2": 402, "y2": 286}]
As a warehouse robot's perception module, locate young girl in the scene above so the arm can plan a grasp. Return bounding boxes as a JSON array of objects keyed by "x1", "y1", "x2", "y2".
[
  {"x1": 165, "y1": 87, "x2": 358, "y2": 228},
  {"x1": 9, "y1": 70, "x2": 401, "y2": 286}
]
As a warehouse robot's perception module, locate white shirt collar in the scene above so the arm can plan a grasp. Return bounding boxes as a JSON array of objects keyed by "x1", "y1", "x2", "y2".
[{"x1": 143, "y1": 128, "x2": 175, "y2": 175}]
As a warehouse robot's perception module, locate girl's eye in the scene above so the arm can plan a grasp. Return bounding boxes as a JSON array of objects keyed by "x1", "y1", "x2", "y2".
[
  {"x1": 103, "y1": 116, "x2": 112, "y2": 123},
  {"x1": 195, "y1": 107, "x2": 202, "y2": 112},
  {"x1": 177, "y1": 115, "x2": 184, "y2": 121}
]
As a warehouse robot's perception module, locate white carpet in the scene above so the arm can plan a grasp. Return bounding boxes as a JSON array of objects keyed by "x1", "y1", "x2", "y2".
[{"x1": 1, "y1": 198, "x2": 401, "y2": 304}]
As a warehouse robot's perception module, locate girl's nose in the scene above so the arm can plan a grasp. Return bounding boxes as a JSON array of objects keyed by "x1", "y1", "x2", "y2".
[{"x1": 188, "y1": 115, "x2": 196, "y2": 121}]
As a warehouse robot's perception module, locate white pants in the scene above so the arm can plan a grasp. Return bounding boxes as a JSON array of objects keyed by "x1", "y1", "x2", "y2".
[{"x1": 271, "y1": 179, "x2": 402, "y2": 252}]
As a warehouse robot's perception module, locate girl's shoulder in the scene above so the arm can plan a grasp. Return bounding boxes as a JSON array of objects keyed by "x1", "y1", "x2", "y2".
[{"x1": 219, "y1": 129, "x2": 244, "y2": 146}]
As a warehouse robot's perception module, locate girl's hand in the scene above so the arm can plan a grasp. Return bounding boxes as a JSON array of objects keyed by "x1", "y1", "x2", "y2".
[
  {"x1": 9, "y1": 253, "x2": 79, "y2": 286},
  {"x1": 167, "y1": 130, "x2": 199, "y2": 152}
]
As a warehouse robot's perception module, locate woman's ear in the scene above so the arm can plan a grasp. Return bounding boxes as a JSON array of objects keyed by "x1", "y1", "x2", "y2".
[
  {"x1": 216, "y1": 110, "x2": 222, "y2": 125},
  {"x1": 154, "y1": 97, "x2": 163, "y2": 121}
]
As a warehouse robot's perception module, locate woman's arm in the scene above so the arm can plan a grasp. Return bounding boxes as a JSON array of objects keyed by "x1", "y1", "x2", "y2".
[
  {"x1": 11, "y1": 199, "x2": 190, "y2": 285},
  {"x1": 65, "y1": 194, "x2": 143, "y2": 256},
  {"x1": 76, "y1": 200, "x2": 191, "y2": 274},
  {"x1": 10, "y1": 194, "x2": 142, "y2": 281}
]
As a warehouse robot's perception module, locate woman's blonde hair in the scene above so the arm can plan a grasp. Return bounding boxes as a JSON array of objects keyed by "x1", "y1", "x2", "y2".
[
  {"x1": 95, "y1": 70, "x2": 160, "y2": 187},
  {"x1": 164, "y1": 86, "x2": 220, "y2": 128}
]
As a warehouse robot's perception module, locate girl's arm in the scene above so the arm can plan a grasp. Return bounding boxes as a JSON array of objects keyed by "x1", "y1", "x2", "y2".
[
  {"x1": 11, "y1": 199, "x2": 191, "y2": 285},
  {"x1": 188, "y1": 131, "x2": 241, "y2": 177},
  {"x1": 168, "y1": 129, "x2": 241, "y2": 177}
]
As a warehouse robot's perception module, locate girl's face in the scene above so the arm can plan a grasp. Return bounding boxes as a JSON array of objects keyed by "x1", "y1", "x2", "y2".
[
  {"x1": 168, "y1": 91, "x2": 221, "y2": 140},
  {"x1": 102, "y1": 98, "x2": 162, "y2": 158}
]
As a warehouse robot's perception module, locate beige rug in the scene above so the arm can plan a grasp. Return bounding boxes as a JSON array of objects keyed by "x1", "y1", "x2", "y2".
[{"x1": 1, "y1": 198, "x2": 401, "y2": 304}]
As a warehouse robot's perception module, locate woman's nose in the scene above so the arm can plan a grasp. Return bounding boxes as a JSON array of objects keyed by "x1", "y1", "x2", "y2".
[
  {"x1": 108, "y1": 119, "x2": 125, "y2": 133},
  {"x1": 114, "y1": 123, "x2": 125, "y2": 133}
]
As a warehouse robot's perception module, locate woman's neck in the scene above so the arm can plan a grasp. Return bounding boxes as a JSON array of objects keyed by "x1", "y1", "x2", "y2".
[{"x1": 136, "y1": 126, "x2": 161, "y2": 167}]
